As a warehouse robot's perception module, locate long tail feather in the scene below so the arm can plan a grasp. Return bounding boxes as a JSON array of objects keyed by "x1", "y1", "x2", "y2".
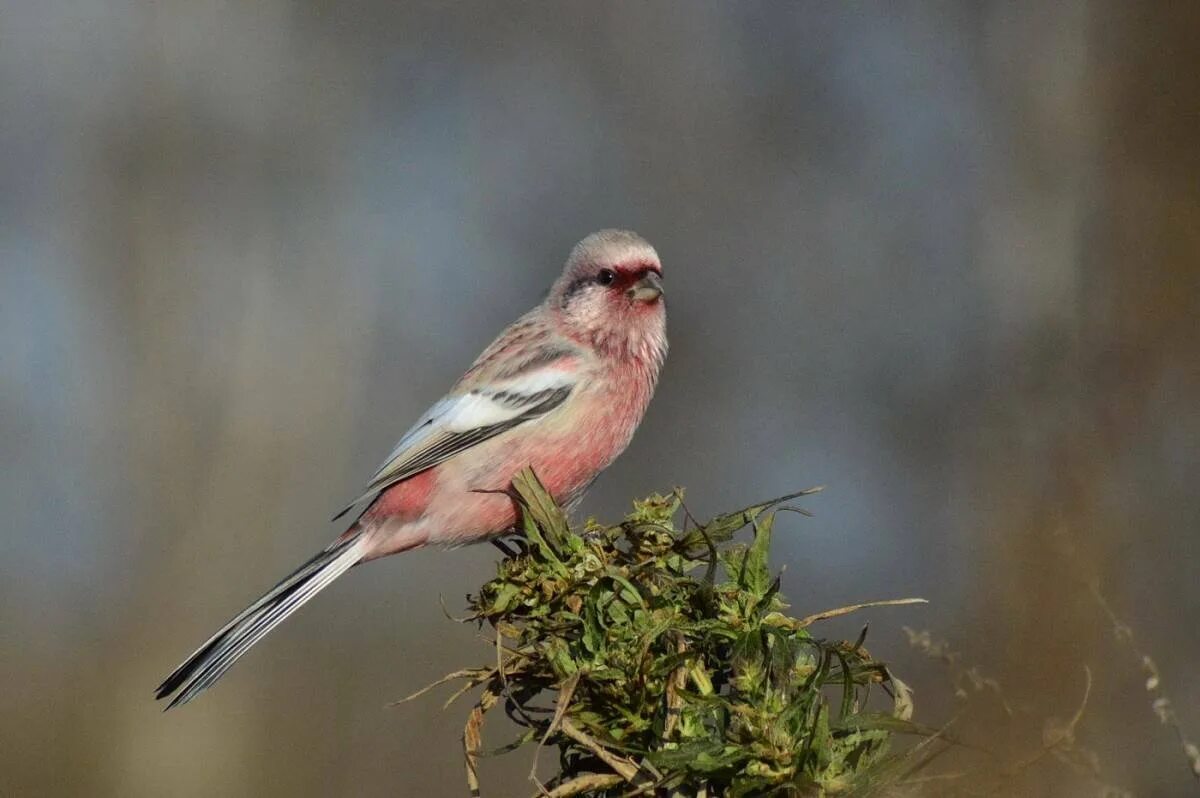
[{"x1": 155, "y1": 533, "x2": 367, "y2": 709}]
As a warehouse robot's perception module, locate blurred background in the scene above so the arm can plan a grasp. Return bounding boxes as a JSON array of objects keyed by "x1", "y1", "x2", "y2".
[{"x1": 2, "y1": 2, "x2": 1197, "y2": 796}]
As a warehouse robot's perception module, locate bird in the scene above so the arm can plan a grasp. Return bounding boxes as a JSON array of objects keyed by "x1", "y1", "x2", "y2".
[{"x1": 155, "y1": 229, "x2": 667, "y2": 709}]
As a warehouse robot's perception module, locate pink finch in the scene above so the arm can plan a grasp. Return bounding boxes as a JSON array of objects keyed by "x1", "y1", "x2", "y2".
[{"x1": 156, "y1": 230, "x2": 667, "y2": 708}]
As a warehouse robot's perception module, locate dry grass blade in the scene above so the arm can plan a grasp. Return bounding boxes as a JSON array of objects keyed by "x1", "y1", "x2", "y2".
[
  {"x1": 795, "y1": 597, "x2": 928, "y2": 628},
  {"x1": 464, "y1": 685, "x2": 500, "y2": 796},
  {"x1": 438, "y1": 593, "x2": 473, "y2": 623},
  {"x1": 388, "y1": 667, "x2": 493, "y2": 707},
  {"x1": 529, "y1": 774, "x2": 624, "y2": 798},
  {"x1": 559, "y1": 718, "x2": 640, "y2": 783}
]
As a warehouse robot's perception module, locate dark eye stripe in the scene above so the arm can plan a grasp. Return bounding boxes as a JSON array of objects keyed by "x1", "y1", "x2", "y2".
[
  {"x1": 560, "y1": 264, "x2": 660, "y2": 308},
  {"x1": 561, "y1": 276, "x2": 593, "y2": 306}
]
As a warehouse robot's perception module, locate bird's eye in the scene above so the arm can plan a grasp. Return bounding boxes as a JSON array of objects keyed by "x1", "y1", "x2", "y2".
[{"x1": 596, "y1": 269, "x2": 617, "y2": 286}]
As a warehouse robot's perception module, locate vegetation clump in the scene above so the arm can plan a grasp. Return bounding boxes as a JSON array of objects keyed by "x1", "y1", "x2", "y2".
[{"x1": 405, "y1": 469, "x2": 925, "y2": 797}]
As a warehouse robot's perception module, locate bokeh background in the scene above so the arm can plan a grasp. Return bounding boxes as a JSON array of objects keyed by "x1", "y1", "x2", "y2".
[{"x1": 2, "y1": 2, "x2": 1198, "y2": 796}]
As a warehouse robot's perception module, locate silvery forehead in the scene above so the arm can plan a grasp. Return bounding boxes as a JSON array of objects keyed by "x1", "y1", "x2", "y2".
[{"x1": 566, "y1": 229, "x2": 660, "y2": 273}]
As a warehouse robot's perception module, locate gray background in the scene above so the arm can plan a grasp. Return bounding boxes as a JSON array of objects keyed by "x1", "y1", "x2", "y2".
[{"x1": 2, "y1": 2, "x2": 1198, "y2": 796}]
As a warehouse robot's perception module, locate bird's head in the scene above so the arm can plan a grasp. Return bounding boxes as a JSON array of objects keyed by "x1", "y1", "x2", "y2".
[{"x1": 548, "y1": 230, "x2": 666, "y2": 363}]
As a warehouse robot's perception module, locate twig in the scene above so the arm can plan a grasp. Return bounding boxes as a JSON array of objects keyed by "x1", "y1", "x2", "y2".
[{"x1": 1090, "y1": 582, "x2": 1200, "y2": 783}]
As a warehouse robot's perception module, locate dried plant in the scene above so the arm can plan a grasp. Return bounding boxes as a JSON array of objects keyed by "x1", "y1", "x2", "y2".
[{"x1": 401, "y1": 469, "x2": 928, "y2": 797}]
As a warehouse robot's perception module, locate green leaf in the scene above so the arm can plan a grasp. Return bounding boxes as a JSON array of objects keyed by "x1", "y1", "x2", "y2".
[
  {"x1": 510, "y1": 467, "x2": 570, "y2": 553},
  {"x1": 605, "y1": 570, "x2": 648, "y2": 609},
  {"x1": 488, "y1": 582, "x2": 521, "y2": 614},
  {"x1": 830, "y1": 713, "x2": 946, "y2": 740},
  {"x1": 648, "y1": 741, "x2": 744, "y2": 772},
  {"x1": 581, "y1": 601, "x2": 605, "y2": 656},
  {"x1": 696, "y1": 487, "x2": 821, "y2": 546},
  {"x1": 740, "y1": 512, "x2": 775, "y2": 597}
]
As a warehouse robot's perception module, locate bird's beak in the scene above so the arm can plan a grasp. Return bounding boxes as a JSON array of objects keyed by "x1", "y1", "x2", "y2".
[{"x1": 627, "y1": 271, "x2": 664, "y2": 303}]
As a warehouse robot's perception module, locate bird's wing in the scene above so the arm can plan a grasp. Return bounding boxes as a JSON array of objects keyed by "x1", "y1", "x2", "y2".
[{"x1": 331, "y1": 359, "x2": 578, "y2": 521}]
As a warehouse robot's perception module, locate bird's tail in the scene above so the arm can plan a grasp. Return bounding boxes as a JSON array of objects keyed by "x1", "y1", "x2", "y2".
[{"x1": 155, "y1": 531, "x2": 368, "y2": 710}]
